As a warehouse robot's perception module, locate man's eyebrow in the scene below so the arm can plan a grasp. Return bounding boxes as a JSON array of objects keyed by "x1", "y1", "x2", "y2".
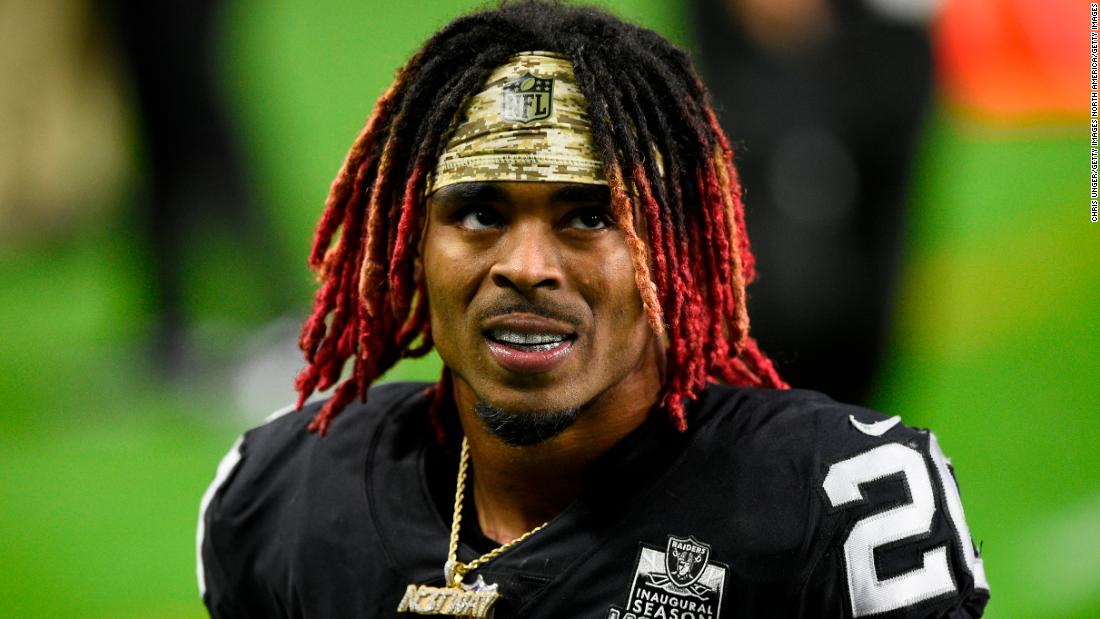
[
  {"x1": 432, "y1": 182, "x2": 507, "y2": 203},
  {"x1": 550, "y1": 184, "x2": 611, "y2": 204}
]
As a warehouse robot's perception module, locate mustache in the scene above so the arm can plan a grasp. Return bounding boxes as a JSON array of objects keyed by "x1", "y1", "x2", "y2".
[{"x1": 475, "y1": 297, "x2": 583, "y2": 329}]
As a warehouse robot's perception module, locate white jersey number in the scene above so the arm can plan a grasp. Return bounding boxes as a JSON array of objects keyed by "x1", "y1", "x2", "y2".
[{"x1": 822, "y1": 439, "x2": 985, "y2": 617}]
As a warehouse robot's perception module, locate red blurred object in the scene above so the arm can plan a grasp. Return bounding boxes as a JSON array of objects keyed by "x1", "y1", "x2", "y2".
[{"x1": 935, "y1": 0, "x2": 1086, "y2": 118}]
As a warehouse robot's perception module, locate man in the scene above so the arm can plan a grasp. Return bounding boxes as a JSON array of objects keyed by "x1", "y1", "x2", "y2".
[{"x1": 198, "y1": 2, "x2": 989, "y2": 617}]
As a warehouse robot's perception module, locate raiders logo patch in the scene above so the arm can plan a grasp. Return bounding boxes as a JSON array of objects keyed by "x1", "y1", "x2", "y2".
[
  {"x1": 501, "y1": 72, "x2": 553, "y2": 122},
  {"x1": 607, "y1": 535, "x2": 727, "y2": 619}
]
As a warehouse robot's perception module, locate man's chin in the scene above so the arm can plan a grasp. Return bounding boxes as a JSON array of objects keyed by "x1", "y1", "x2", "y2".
[{"x1": 473, "y1": 400, "x2": 581, "y2": 446}]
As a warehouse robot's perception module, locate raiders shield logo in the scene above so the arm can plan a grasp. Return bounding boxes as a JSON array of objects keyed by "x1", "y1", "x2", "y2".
[
  {"x1": 607, "y1": 535, "x2": 727, "y2": 619},
  {"x1": 665, "y1": 536, "x2": 710, "y2": 588},
  {"x1": 501, "y1": 72, "x2": 553, "y2": 122}
]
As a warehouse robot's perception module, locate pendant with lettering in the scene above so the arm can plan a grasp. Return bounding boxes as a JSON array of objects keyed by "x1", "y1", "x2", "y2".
[
  {"x1": 401, "y1": 438, "x2": 532, "y2": 617},
  {"x1": 396, "y1": 575, "x2": 500, "y2": 617}
]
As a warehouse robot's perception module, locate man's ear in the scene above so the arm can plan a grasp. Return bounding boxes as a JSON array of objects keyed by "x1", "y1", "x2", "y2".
[{"x1": 413, "y1": 254, "x2": 423, "y2": 284}]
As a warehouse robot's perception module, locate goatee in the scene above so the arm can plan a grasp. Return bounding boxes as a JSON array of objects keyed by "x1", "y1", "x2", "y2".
[{"x1": 473, "y1": 401, "x2": 580, "y2": 446}]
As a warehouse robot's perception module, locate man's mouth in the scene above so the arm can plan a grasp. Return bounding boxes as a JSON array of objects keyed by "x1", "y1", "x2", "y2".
[
  {"x1": 486, "y1": 329, "x2": 574, "y2": 352},
  {"x1": 480, "y1": 314, "x2": 578, "y2": 373}
]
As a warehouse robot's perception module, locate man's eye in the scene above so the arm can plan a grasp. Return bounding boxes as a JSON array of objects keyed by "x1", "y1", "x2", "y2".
[
  {"x1": 567, "y1": 209, "x2": 612, "y2": 231},
  {"x1": 459, "y1": 208, "x2": 501, "y2": 230}
]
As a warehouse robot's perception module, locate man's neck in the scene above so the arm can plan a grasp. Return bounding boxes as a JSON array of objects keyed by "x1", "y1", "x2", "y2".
[{"x1": 452, "y1": 366, "x2": 661, "y2": 545}]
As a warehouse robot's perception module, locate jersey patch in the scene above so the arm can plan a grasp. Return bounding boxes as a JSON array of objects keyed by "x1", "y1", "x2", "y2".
[{"x1": 607, "y1": 535, "x2": 727, "y2": 619}]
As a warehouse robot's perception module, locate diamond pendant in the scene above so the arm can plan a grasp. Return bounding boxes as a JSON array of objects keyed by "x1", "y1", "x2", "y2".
[{"x1": 396, "y1": 574, "x2": 500, "y2": 617}]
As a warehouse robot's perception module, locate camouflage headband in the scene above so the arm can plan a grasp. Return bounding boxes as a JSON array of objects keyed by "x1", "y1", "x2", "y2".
[{"x1": 426, "y1": 51, "x2": 607, "y2": 194}]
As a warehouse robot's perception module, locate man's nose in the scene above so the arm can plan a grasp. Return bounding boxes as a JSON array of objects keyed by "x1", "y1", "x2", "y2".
[{"x1": 489, "y1": 224, "x2": 563, "y2": 292}]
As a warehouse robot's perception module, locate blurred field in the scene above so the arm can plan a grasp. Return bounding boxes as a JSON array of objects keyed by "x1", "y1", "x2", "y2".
[{"x1": 1, "y1": 1, "x2": 1096, "y2": 617}]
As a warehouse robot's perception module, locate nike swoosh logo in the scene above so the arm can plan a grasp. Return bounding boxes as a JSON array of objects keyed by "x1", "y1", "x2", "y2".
[{"x1": 848, "y1": 414, "x2": 902, "y2": 437}]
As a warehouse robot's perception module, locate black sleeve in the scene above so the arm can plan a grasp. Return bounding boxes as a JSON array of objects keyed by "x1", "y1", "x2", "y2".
[
  {"x1": 196, "y1": 400, "x2": 315, "y2": 619},
  {"x1": 799, "y1": 410, "x2": 990, "y2": 618},
  {"x1": 195, "y1": 383, "x2": 428, "y2": 618},
  {"x1": 198, "y1": 436, "x2": 253, "y2": 618}
]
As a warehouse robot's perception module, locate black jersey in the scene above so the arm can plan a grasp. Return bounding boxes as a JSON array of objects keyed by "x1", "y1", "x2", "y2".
[{"x1": 198, "y1": 382, "x2": 989, "y2": 618}]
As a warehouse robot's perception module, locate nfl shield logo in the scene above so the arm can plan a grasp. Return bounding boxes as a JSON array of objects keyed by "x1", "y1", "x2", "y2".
[
  {"x1": 665, "y1": 535, "x2": 710, "y2": 588},
  {"x1": 501, "y1": 72, "x2": 554, "y2": 122}
]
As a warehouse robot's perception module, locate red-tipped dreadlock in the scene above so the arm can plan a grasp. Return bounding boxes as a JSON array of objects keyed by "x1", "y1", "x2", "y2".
[{"x1": 294, "y1": 1, "x2": 786, "y2": 436}]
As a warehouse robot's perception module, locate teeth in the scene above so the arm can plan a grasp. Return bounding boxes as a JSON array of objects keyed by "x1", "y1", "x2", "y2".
[
  {"x1": 490, "y1": 329, "x2": 567, "y2": 345},
  {"x1": 523, "y1": 342, "x2": 562, "y2": 352}
]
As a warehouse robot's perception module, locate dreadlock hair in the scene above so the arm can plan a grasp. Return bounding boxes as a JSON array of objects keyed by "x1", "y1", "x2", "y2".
[{"x1": 295, "y1": 0, "x2": 787, "y2": 436}]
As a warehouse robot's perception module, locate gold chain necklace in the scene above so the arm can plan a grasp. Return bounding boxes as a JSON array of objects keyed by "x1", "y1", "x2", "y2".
[{"x1": 396, "y1": 437, "x2": 550, "y2": 617}]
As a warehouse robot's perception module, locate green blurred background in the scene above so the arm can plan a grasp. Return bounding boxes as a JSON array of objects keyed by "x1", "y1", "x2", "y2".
[{"x1": 0, "y1": 0, "x2": 1095, "y2": 617}]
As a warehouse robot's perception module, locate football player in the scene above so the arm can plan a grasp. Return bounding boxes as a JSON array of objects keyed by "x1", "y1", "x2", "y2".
[{"x1": 198, "y1": 2, "x2": 989, "y2": 617}]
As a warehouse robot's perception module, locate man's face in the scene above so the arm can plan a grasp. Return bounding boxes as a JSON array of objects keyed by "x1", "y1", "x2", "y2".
[{"x1": 421, "y1": 181, "x2": 660, "y2": 434}]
